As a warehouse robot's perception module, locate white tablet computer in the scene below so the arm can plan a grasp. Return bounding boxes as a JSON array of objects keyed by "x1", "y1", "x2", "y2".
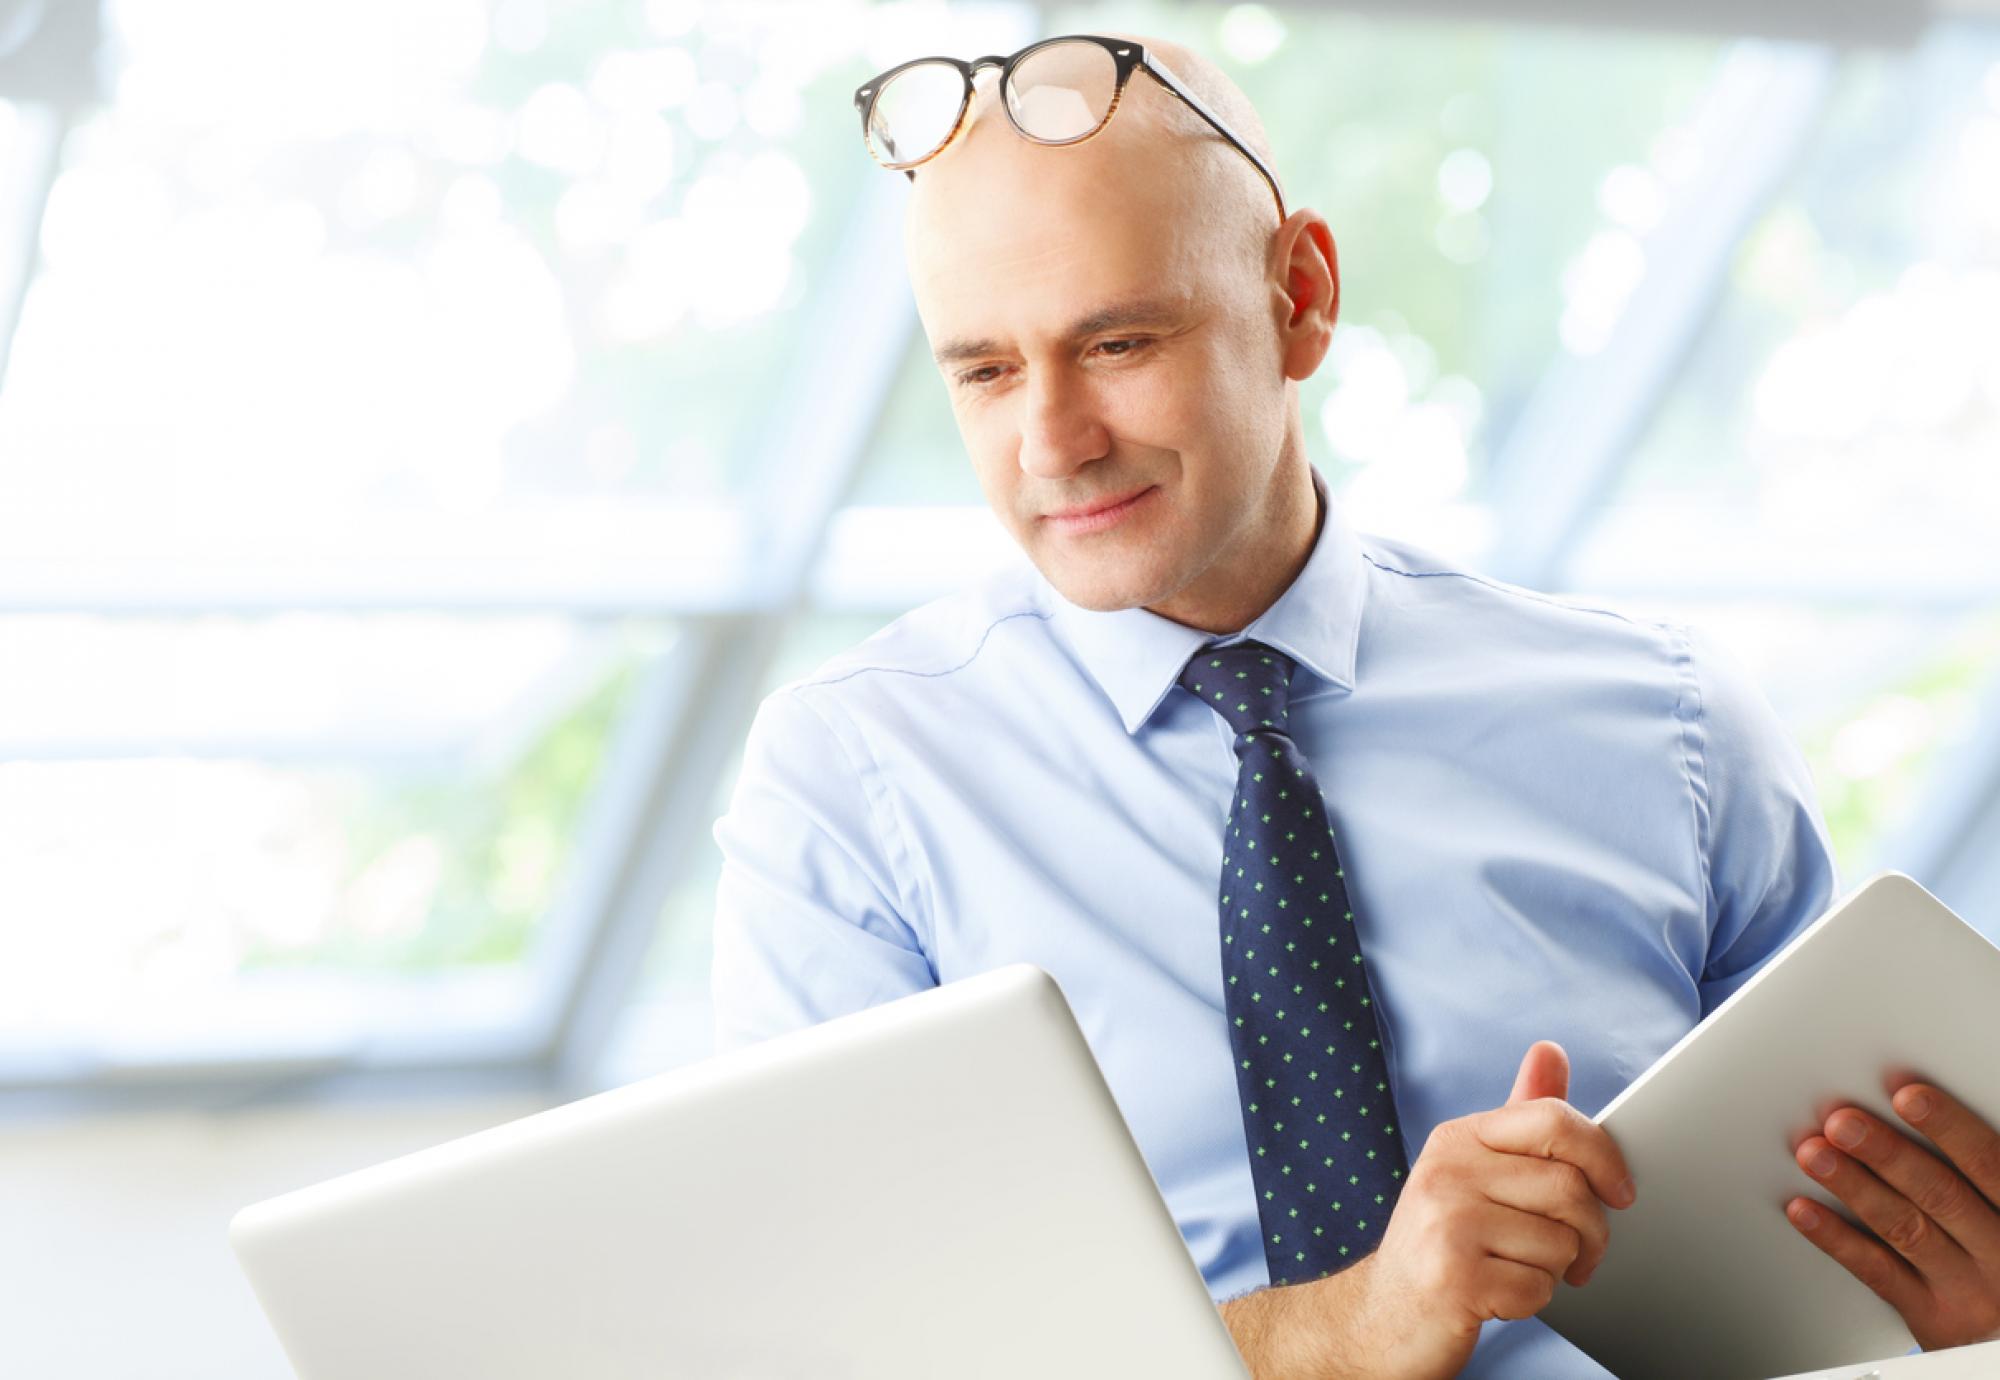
[
  {"x1": 1539, "y1": 872, "x2": 2000, "y2": 1380},
  {"x1": 230, "y1": 963, "x2": 1250, "y2": 1380},
  {"x1": 1772, "y1": 1336, "x2": 2000, "y2": 1378}
]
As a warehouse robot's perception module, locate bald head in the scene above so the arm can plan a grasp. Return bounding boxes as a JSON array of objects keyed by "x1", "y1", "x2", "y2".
[{"x1": 904, "y1": 31, "x2": 1280, "y2": 290}]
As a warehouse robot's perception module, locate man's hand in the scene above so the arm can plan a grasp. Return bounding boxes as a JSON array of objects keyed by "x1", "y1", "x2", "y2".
[
  {"x1": 1785, "y1": 1080, "x2": 2000, "y2": 1350},
  {"x1": 1221, "y1": 1040, "x2": 1637, "y2": 1380}
]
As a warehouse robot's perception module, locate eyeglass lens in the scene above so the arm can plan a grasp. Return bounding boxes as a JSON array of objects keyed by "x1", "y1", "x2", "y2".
[{"x1": 866, "y1": 39, "x2": 1119, "y2": 168}]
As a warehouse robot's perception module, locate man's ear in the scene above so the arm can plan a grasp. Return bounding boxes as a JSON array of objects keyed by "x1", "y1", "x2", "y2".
[{"x1": 1274, "y1": 209, "x2": 1338, "y2": 382}]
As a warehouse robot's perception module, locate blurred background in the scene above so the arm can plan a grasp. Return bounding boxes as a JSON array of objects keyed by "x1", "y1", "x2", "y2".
[{"x1": 1, "y1": 0, "x2": 1996, "y2": 1373}]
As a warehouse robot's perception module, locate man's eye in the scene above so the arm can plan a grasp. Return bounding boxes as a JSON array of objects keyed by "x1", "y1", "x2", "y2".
[
  {"x1": 1096, "y1": 332, "x2": 1160, "y2": 354},
  {"x1": 956, "y1": 339, "x2": 1150, "y2": 387}
]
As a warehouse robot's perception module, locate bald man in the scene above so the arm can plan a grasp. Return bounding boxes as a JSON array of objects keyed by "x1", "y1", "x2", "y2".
[{"x1": 710, "y1": 31, "x2": 2000, "y2": 1378}]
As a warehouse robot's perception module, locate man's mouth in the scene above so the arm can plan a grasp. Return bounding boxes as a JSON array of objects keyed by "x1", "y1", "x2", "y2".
[{"x1": 1042, "y1": 485, "x2": 1157, "y2": 534}]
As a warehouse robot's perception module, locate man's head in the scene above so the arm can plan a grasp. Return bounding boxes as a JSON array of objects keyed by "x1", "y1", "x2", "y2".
[{"x1": 901, "y1": 31, "x2": 1339, "y2": 631}]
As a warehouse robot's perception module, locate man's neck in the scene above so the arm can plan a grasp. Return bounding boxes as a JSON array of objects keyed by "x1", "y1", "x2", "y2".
[{"x1": 1146, "y1": 458, "x2": 1323, "y2": 635}]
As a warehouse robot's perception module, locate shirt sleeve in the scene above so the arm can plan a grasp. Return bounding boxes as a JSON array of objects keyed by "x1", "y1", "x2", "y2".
[
  {"x1": 708, "y1": 684, "x2": 937, "y2": 1054},
  {"x1": 1682, "y1": 620, "x2": 1844, "y2": 1016}
]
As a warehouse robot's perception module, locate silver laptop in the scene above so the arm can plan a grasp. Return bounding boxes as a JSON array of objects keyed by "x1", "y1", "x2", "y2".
[
  {"x1": 1540, "y1": 872, "x2": 2000, "y2": 1380},
  {"x1": 231, "y1": 963, "x2": 1250, "y2": 1379}
]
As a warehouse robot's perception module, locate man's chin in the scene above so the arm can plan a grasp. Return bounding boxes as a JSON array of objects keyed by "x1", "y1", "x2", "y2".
[{"x1": 1035, "y1": 557, "x2": 1169, "y2": 614}]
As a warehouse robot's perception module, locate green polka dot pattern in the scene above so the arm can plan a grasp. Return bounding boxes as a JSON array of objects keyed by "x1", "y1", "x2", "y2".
[{"x1": 1177, "y1": 639, "x2": 1409, "y2": 1286}]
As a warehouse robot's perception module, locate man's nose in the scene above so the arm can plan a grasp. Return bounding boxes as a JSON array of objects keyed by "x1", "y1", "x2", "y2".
[{"x1": 1016, "y1": 367, "x2": 1109, "y2": 479}]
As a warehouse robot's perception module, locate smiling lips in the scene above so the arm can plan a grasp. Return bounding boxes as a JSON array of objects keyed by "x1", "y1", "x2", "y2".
[{"x1": 1043, "y1": 485, "x2": 1157, "y2": 534}]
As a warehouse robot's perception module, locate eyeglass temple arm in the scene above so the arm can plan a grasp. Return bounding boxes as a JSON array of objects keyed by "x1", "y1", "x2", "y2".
[{"x1": 1137, "y1": 56, "x2": 1287, "y2": 221}]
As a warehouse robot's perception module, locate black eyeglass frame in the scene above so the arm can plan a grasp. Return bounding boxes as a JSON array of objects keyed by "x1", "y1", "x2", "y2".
[{"x1": 853, "y1": 33, "x2": 1288, "y2": 222}]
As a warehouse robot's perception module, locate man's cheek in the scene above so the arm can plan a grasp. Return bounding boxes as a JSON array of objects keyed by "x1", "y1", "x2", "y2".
[{"x1": 964, "y1": 451, "x2": 1025, "y2": 528}]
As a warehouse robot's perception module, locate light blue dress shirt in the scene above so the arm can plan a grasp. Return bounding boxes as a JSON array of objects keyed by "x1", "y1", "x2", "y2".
[{"x1": 709, "y1": 463, "x2": 1841, "y2": 1377}]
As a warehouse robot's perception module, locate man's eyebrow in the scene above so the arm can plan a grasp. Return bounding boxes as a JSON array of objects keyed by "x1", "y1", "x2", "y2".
[{"x1": 930, "y1": 296, "x2": 1189, "y2": 368}]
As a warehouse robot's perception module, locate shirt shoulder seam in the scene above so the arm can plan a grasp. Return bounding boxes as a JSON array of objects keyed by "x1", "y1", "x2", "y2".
[
  {"x1": 1665, "y1": 619, "x2": 1718, "y2": 940},
  {"x1": 1359, "y1": 550, "x2": 1655, "y2": 628},
  {"x1": 785, "y1": 683, "x2": 939, "y2": 961},
  {"x1": 794, "y1": 607, "x2": 1054, "y2": 690}
]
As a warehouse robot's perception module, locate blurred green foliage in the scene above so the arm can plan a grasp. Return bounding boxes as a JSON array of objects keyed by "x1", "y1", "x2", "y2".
[
  {"x1": 1802, "y1": 616, "x2": 2000, "y2": 888},
  {"x1": 243, "y1": 649, "x2": 644, "y2": 973}
]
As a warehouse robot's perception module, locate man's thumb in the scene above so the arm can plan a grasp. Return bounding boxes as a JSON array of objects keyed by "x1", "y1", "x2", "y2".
[{"x1": 1506, "y1": 1039, "x2": 1570, "y2": 1105}]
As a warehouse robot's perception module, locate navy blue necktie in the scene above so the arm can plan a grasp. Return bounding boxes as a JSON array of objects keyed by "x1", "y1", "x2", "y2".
[{"x1": 1178, "y1": 639, "x2": 1409, "y2": 1285}]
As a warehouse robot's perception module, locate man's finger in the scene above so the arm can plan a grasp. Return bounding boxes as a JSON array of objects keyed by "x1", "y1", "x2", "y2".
[
  {"x1": 1891, "y1": 1083, "x2": 2000, "y2": 1210},
  {"x1": 1479, "y1": 1152, "x2": 1612, "y2": 1286},
  {"x1": 1821, "y1": 1104, "x2": 2000, "y2": 1262},
  {"x1": 1475, "y1": 1098, "x2": 1636, "y2": 1210},
  {"x1": 1506, "y1": 1040, "x2": 1569, "y2": 1106},
  {"x1": 1786, "y1": 1194, "x2": 1928, "y2": 1317},
  {"x1": 1467, "y1": 1199, "x2": 1583, "y2": 1281},
  {"x1": 1473, "y1": 1256, "x2": 1560, "y2": 1323},
  {"x1": 1795, "y1": 1130, "x2": 1976, "y2": 1282}
]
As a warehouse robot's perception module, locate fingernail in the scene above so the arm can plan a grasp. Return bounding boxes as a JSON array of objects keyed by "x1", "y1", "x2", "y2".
[
  {"x1": 1828, "y1": 1119, "x2": 1865, "y2": 1150},
  {"x1": 1793, "y1": 1202, "x2": 1822, "y2": 1230},
  {"x1": 1615, "y1": 1176, "x2": 1636, "y2": 1207},
  {"x1": 1903, "y1": 1090, "x2": 1933, "y2": 1123},
  {"x1": 1808, "y1": 1147, "x2": 1837, "y2": 1177}
]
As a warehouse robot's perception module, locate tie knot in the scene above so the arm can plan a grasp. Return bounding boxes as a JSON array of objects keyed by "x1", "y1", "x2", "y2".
[{"x1": 1177, "y1": 639, "x2": 1297, "y2": 739}]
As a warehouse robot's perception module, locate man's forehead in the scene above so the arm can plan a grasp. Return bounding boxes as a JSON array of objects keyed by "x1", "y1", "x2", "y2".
[
  {"x1": 903, "y1": 141, "x2": 1208, "y2": 364},
  {"x1": 894, "y1": 37, "x2": 1266, "y2": 366}
]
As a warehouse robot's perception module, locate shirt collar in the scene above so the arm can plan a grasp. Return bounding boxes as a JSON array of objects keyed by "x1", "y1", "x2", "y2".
[{"x1": 1046, "y1": 464, "x2": 1367, "y2": 735}]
